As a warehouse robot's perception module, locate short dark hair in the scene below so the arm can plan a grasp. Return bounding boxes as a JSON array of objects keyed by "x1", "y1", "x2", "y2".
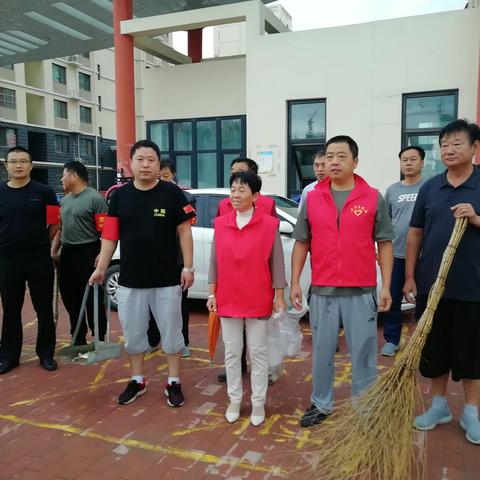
[
  {"x1": 130, "y1": 140, "x2": 161, "y2": 161},
  {"x1": 439, "y1": 119, "x2": 480, "y2": 145},
  {"x1": 160, "y1": 159, "x2": 175, "y2": 173},
  {"x1": 64, "y1": 161, "x2": 88, "y2": 183},
  {"x1": 312, "y1": 149, "x2": 325, "y2": 160},
  {"x1": 398, "y1": 146, "x2": 425, "y2": 160},
  {"x1": 229, "y1": 170, "x2": 262, "y2": 194},
  {"x1": 230, "y1": 157, "x2": 259, "y2": 174},
  {"x1": 6, "y1": 146, "x2": 32, "y2": 162},
  {"x1": 325, "y1": 135, "x2": 359, "y2": 158}
]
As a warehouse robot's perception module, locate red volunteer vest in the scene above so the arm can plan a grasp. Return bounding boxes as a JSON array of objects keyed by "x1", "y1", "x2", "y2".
[
  {"x1": 307, "y1": 174, "x2": 378, "y2": 287},
  {"x1": 217, "y1": 193, "x2": 276, "y2": 217},
  {"x1": 214, "y1": 210, "x2": 279, "y2": 317}
]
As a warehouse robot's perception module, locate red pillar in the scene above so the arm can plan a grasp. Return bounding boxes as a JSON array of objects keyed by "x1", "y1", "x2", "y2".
[
  {"x1": 188, "y1": 28, "x2": 203, "y2": 63},
  {"x1": 113, "y1": 0, "x2": 136, "y2": 178}
]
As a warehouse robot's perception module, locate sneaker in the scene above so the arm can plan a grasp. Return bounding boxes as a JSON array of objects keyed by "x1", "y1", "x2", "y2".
[
  {"x1": 165, "y1": 381, "x2": 184, "y2": 408},
  {"x1": 300, "y1": 404, "x2": 330, "y2": 428},
  {"x1": 415, "y1": 405, "x2": 452, "y2": 431},
  {"x1": 460, "y1": 414, "x2": 480, "y2": 445},
  {"x1": 118, "y1": 380, "x2": 146, "y2": 405},
  {"x1": 182, "y1": 346, "x2": 190, "y2": 358},
  {"x1": 381, "y1": 343, "x2": 399, "y2": 357}
]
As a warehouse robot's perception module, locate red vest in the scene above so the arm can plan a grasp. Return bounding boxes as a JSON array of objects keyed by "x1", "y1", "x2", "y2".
[
  {"x1": 214, "y1": 210, "x2": 279, "y2": 317},
  {"x1": 217, "y1": 193, "x2": 276, "y2": 217},
  {"x1": 307, "y1": 174, "x2": 378, "y2": 287}
]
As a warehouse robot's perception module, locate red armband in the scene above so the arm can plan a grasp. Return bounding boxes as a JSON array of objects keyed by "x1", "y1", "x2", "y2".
[
  {"x1": 102, "y1": 216, "x2": 120, "y2": 241},
  {"x1": 95, "y1": 212, "x2": 107, "y2": 232},
  {"x1": 46, "y1": 205, "x2": 60, "y2": 225}
]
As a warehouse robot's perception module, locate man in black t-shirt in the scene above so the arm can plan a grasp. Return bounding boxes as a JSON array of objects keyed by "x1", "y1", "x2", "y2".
[
  {"x1": 90, "y1": 140, "x2": 195, "y2": 407},
  {"x1": 0, "y1": 146, "x2": 60, "y2": 374}
]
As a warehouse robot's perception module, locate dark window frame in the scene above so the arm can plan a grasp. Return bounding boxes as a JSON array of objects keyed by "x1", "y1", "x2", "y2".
[
  {"x1": 79, "y1": 72, "x2": 91, "y2": 92},
  {"x1": 80, "y1": 138, "x2": 94, "y2": 156},
  {"x1": 0, "y1": 86, "x2": 16, "y2": 109},
  {"x1": 80, "y1": 105, "x2": 92, "y2": 124},
  {"x1": 54, "y1": 99, "x2": 68, "y2": 119},
  {"x1": 146, "y1": 115, "x2": 246, "y2": 188},
  {"x1": 287, "y1": 98, "x2": 327, "y2": 198},
  {"x1": 55, "y1": 135, "x2": 69, "y2": 153},
  {"x1": 52, "y1": 63, "x2": 66, "y2": 85}
]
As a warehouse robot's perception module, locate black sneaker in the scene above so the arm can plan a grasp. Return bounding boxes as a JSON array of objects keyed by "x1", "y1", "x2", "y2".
[
  {"x1": 118, "y1": 380, "x2": 146, "y2": 405},
  {"x1": 300, "y1": 404, "x2": 330, "y2": 428},
  {"x1": 165, "y1": 381, "x2": 184, "y2": 407}
]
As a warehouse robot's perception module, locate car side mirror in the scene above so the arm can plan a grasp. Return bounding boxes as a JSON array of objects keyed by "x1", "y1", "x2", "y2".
[{"x1": 279, "y1": 221, "x2": 294, "y2": 235}]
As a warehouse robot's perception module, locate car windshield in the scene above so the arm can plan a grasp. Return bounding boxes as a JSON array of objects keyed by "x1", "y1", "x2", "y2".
[{"x1": 269, "y1": 195, "x2": 299, "y2": 219}]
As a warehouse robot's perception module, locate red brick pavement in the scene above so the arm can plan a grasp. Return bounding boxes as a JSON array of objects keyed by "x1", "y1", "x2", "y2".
[{"x1": 0, "y1": 297, "x2": 479, "y2": 479}]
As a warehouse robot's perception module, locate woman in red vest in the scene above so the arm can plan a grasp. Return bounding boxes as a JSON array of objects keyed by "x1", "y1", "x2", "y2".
[{"x1": 207, "y1": 171, "x2": 287, "y2": 426}]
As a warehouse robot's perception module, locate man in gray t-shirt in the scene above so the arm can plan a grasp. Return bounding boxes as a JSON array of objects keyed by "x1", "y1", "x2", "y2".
[
  {"x1": 51, "y1": 161, "x2": 108, "y2": 346},
  {"x1": 380, "y1": 146, "x2": 425, "y2": 357}
]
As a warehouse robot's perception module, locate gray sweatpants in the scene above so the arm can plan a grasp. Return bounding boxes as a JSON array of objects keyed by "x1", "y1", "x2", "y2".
[{"x1": 310, "y1": 293, "x2": 378, "y2": 413}]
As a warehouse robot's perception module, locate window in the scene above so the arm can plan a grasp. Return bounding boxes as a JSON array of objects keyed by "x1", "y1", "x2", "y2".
[
  {"x1": 148, "y1": 116, "x2": 246, "y2": 188},
  {"x1": 287, "y1": 99, "x2": 326, "y2": 198},
  {"x1": 55, "y1": 135, "x2": 69, "y2": 153},
  {"x1": 402, "y1": 90, "x2": 458, "y2": 179},
  {"x1": 54, "y1": 99, "x2": 68, "y2": 119},
  {"x1": 80, "y1": 105, "x2": 92, "y2": 124},
  {"x1": 80, "y1": 138, "x2": 93, "y2": 156},
  {"x1": 0, "y1": 127, "x2": 16, "y2": 147},
  {"x1": 1, "y1": 64, "x2": 14, "y2": 70},
  {"x1": 79, "y1": 72, "x2": 91, "y2": 92},
  {"x1": 52, "y1": 64, "x2": 66, "y2": 84},
  {"x1": 98, "y1": 95, "x2": 102, "y2": 111},
  {"x1": 0, "y1": 87, "x2": 16, "y2": 109}
]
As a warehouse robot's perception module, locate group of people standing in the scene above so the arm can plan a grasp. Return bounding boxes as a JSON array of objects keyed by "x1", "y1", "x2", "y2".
[{"x1": 0, "y1": 119, "x2": 479, "y2": 442}]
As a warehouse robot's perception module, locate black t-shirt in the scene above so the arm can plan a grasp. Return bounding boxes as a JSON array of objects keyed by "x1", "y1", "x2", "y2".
[
  {"x1": 0, "y1": 180, "x2": 58, "y2": 260},
  {"x1": 108, "y1": 181, "x2": 196, "y2": 288}
]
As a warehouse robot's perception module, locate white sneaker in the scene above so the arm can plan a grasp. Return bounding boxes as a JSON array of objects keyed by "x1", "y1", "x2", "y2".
[
  {"x1": 225, "y1": 403, "x2": 241, "y2": 423},
  {"x1": 251, "y1": 405, "x2": 265, "y2": 426}
]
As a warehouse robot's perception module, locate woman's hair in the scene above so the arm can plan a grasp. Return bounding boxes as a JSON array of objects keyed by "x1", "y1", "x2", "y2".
[{"x1": 229, "y1": 170, "x2": 262, "y2": 194}]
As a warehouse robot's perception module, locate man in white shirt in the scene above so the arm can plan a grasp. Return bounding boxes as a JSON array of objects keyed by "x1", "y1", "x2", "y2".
[{"x1": 298, "y1": 151, "x2": 327, "y2": 211}]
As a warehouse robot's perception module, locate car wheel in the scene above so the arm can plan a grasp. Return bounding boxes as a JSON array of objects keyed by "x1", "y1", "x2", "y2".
[{"x1": 104, "y1": 264, "x2": 120, "y2": 310}]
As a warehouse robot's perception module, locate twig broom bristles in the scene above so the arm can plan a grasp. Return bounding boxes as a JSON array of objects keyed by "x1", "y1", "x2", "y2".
[{"x1": 302, "y1": 217, "x2": 468, "y2": 480}]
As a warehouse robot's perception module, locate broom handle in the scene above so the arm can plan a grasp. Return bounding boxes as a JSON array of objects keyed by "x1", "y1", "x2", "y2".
[
  {"x1": 415, "y1": 217, "x2": 468, "y2": 336},
  {"x1": 70, "y1": 283, "x2": 91, "y2": 347}
]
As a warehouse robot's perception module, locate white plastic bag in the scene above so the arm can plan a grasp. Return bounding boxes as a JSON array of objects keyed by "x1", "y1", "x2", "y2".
[
  {"x1": 277, "y1": 310, "x2": 303, "y2": 357},
  {"x1": 267, "y1": 312, "x2": 284, "y2": 370}
]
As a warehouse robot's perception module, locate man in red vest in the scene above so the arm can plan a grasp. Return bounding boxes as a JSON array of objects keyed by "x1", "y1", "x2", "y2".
[{"x1": 290, "y1": 135, "x2": 394, "y2": 428}]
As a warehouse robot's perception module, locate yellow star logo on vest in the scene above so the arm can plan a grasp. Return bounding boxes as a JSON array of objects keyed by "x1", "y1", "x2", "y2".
[
  {"x1": 153, "y1": 208, "x2": 166, "y2": 217},
  {"x1": 351, "y1": 205, "x2": 368, "y2": 216}
]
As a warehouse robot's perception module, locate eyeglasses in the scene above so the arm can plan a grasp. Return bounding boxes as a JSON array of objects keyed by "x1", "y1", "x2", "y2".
[{"x1": 6, "y1": 160, "x2": 31, "y2": 165}]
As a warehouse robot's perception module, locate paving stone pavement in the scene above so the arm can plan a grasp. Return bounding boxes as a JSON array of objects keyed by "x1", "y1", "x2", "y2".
[{"x1": 0, "y1": 297, "x2": 479, "y2": 479}]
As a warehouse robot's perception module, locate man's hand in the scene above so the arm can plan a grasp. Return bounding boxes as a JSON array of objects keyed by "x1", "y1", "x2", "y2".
[
  {"x1": 181, "y1": 271, "x2": 194, "y2": 291},
  {"x1": 89, "y1": 268, "x2": 105, "y2": 286},
  {"x1": 274, "y1": 296, "x2": 288, "y2": 313},
  {"x1": 289, "y1": 284, "x2": 303, "y2": 311},
  {"x1": 378, "y1": 286, "x2": 392, "y2": 313},
  {"x1": 403, "y1": 278, "x2": 417, "y2": 304},
  {"x1": 451, "y1": 203, "x2": 480, "y2": 227},
  {"x1": 51, "y1": 249, "x2": 60, "y2": 266}
]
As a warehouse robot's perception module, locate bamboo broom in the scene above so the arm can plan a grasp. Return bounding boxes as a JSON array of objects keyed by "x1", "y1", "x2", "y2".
[{"x1": 302, "y1": 217, "x2": 468, "y2": 480}]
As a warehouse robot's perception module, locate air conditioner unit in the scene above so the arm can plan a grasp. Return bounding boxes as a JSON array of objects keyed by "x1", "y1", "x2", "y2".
[
  {"x1": 66, "y1": 55, "x2": 82, "y2": 66},
  {"x1": 69, "y1": 124, "x2": 80, "y2": 132},
  {"x1": 68, "y1": 90, "x2": 81, "y2": 100}
]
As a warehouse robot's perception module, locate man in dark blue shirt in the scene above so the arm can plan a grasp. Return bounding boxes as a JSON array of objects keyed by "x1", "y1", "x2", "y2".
[
  {"x1": 0, "y1": 146, "x2": 60, "y2": 374},
  {"x1": 403, "y1": 120, "x2": 480, "y2": 445}
]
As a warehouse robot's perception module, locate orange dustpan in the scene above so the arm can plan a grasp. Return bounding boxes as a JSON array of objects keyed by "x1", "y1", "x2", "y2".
[{"x1": 208, "y1": 311, "x2": 220, "y2": 367}]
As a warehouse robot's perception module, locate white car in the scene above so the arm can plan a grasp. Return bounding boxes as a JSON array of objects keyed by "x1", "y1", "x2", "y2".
[{"x1": 104, "y1": 189, "x2": 311, "y2": 309}]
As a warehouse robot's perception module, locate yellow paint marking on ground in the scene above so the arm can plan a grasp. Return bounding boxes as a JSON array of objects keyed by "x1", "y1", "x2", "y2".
[
  {"x1": 182, "y1": 357, "x2": 212, "y2": 365},
  {"x1": 232, "y1": 417, "x2": 251, "y2": 436},
  {"x1": 258, "y1": 414, "x2": 282, "y2": 435},
  {"x1": 293, "y1": 429, "x2": 311, "y2": 449},
  {"x1": 172, "y1": 419, "x2": 223, "y2": 437},
  {"x1": 303, "y1": 373, "x2": 312, "y2": 382},
  {"x1": 333, "y1": 362, "x2": 351, "y2": 388},
  {"x1": 89, "y1": 361, "x2": 111, "y2": 393},
  {"x1": 0, "y1": 414, "x2": 284, "y2": 475},
  {"x1": 24, "y1": 321, "x2": 36, "y2": 329},
  {"x1": 188, "y1": 347, "x2": 209, "y2": 353},
  {"x1": 278, "y1": 424, "x2": 295, "y2": 437},
  {"x1": 156, "y1": 364, "x2": 169, "y2": 372}
]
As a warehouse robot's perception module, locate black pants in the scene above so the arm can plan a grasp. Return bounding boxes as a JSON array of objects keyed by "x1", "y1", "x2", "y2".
[
  {"x1": 59, "y1": 241, "x2": 107, "y2": 344},
  {"x1": 148, "y1": 288, "x2": 189, "y2": 347},
  {"x1": 0, "y1": 256, "x2": 56, "y2": 363}
]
